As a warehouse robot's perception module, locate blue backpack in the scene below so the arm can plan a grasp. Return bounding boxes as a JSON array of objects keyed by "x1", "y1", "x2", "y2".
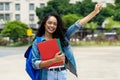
[{"x1": 24, "y1": 37, "x2": 41, "y2": 80}]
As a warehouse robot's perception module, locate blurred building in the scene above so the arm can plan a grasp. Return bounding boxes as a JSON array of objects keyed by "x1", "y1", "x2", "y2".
[
  {"x1": 0, "y1": 0, "x2": 49, "y2": 30},
  {"x1": 70, "y1": 0, "x2": 115, "y2": 7},
  {"x1": 0, "y1": 0, "x2": 115, "y2": 30}
]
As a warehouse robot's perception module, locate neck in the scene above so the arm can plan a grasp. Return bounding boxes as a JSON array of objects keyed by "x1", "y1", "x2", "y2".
[{"x1": 44, "y1": 32, "x2": 53, "y2": 40}]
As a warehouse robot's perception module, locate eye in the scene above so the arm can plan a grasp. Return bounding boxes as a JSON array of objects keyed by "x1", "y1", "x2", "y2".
[
  {"x1": 53, "y1": 22, "x2": 57, "y2": 26},
  {"x1": 47, "y1": 21, "x2": 57, "y2": 26},
  {"x1": 47, "y1": 21, "x2": 52, "y2": 25}
]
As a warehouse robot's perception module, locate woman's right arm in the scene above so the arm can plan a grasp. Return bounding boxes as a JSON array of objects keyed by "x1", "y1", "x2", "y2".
[
  {"x1": 39, "y1": 52, "x2": 65, "y2": 68},
  {"x1": 32, "y1": 40, "x2": 65, "y2": 69}
]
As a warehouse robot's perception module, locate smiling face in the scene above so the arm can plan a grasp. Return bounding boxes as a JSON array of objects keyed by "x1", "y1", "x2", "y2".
[{"x1": 45, "y1": 16, "x2": 57, "y2": 36}]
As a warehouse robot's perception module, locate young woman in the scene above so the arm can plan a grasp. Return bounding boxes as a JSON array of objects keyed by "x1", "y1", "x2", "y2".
[{"x1": 31, "y1": 4, "x2": 102, "y2": 80}]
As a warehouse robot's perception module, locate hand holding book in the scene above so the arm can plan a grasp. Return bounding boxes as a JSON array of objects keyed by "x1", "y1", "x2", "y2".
[
  {"x1": 53, "y1": 51, "x2": 65, "y2": 63},
  {"x1": 37, "y1": 38, "x2": 64, "y2": 68}
]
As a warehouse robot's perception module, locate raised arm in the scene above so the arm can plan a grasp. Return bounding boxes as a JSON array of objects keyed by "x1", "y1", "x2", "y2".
[{"x1": 79, "y1": 4, "x2": 102, "y2": 25}]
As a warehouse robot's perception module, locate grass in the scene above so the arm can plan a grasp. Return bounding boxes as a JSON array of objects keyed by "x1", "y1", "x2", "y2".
[
  {"x1": 70, "y1": 40, "x2": 120, "y2": 46},
  {"x1": 1, "y1": 39, "x2": 120, "y2": 47},
  {"x1": 6, "y1": 42, "x2": 29, "y2": 47}
]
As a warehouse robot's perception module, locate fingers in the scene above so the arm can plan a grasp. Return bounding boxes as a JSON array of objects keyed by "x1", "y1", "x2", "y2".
[
  {"x1": 56, "y1": 52, "x2": 65, "y2": 59},
  {"x1": 96, "y1": 4, "x2": 102, "y2": 10},
  {"x1": 59, "y1": 54, "x2": 65, "y2": 62},
  {"x1": 54, "y1": 51, "x2": 65, "y2": 62},
  {"x1": 56, "y1": 51, "x2": 61, "y2": 55},
  {"x1": 59, "y1": 54, "x2": 65, "y2": 58},
  {"x1": 94, "y1": 4, "x2": 102, "y2": 14}
]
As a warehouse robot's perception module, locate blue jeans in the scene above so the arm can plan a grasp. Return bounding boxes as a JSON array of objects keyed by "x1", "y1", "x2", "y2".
[{"x1": 47, "y1": 70, "x2": 67, "y2": 80}]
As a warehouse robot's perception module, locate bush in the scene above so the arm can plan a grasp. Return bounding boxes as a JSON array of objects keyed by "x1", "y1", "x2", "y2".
[
  {"x1": 1, "y1": 20, "x2": 29, "y2": 42},
  {"x1": 0, "y1": 39, "x2": 9, "y2": 46}
]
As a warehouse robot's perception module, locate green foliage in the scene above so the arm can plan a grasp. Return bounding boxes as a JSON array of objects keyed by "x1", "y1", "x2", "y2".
[
  {"x1": 79, "y1": 0, "x2": 96, "y2": 16},
  {"x1": 36, "y1": 6, "x2": 57, "y2": 21},
  {"x1": 104, "y1": 17, "x2": 120, "y2": 31},
  {"x1": 92, "y1": 4, "x2": 114, "y2": 26},
  {"x1": 36, "y1": 0, "x2": 71, "y2": 21},
  {"x1": 93, "y1": 14, "x2": 105, "y2": 25},
  {"x1": 113, "y1": 9, "x2": 120, "y2": 21},
  {"x1": 104, "y1": 18, "x2": 113, "y2": 31},
  {"x1": 35, "y1": 0, "x2": 119, "y2": 26},
  {"x1": 117, "y1": 28, "x2": 120, "y2": 35},
  {"x1": 47, "y1": 0, "x2": 70, "y2": 14},
  {"x1": 85, "y1": 22, "x2": 97, "y2": 30},
  {"x1": 1, "y1": 20, "x2": 29, "y2": 42},
  {"x1": 113, "y1": 2, "x2": 120, "y2": 21},
  {"x1": 70, "y1": 40, "x2": 120, "y2": 46},
  {"x1": 101, "y1": 4, "x2": 114, "y2": 17},
  {"x1": 62, "y1": 14, "x2": 80, "y2": 28},
  {"x1": 115, "y1": 0, "x2": 120, "y2": 4}
]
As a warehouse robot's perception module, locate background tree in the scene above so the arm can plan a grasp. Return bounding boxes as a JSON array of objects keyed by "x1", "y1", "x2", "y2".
[
  {"x1": 104, "y1": 18, "x2": 116, "y2": 31},
  {"x1": 115, "y1": 0, "x2": 120, "y2": 4},
  {"x1": 36, "y1": 0, "x2": 70, "y2": 22},
  {"x1": 77, "y1": 0, "x2": 96, "y2": 16},
  {"x1": 47, "y1": 0, "x2": 70, "y2": 14},
  {"x1": 36, "y1": 0, "x2": 117, "y2": 27},
  {"x1": 113, "y1": 3, "x2": 120, "y2": 21},
  {"x1": 62, "y1": 14, "x2": 80, "y2": 28},
  {"x1": 93, "y1": 3, "x2": 114, "y2": 26},
  {"x1": 1, "y1": 20, "x2": 29, "y2": 42},
  {"x1": 84, "y1": 22, "x2": 98, "y2": 39}
]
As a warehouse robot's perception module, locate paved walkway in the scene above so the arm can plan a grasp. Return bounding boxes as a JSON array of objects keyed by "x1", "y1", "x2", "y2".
[{"x1": 0, "y1": 46, "x2": 120, "y2": 80}]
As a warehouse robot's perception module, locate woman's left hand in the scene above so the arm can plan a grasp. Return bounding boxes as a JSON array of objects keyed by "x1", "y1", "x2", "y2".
[{"x1": 94, "y1": 4, "x2": 102, "y2": 14}]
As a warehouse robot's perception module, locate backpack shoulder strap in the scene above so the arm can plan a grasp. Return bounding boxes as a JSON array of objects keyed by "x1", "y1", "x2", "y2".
[
  {"x1": 36, "y1": 36, "x2": 41, "y2": 43},
  {"x1": 24, "y1": 45, "x2": 32, "y2": 58},
  {"x1": 24, "y1": 36, "x2": 41, "y2": 59}
]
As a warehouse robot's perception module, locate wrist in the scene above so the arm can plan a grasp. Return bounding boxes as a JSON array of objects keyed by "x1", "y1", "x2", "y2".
[
  {"x1": 51, "y1": 58, "x2": 56, "y2": 64},
  {"x1": 93, "y1": 10, "x2": 99, "y2": 15}
]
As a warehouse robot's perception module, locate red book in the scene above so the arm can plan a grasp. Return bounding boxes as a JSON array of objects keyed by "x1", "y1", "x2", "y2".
[{"x1": 37, "y1": 38, "x2": 64, "y2": 68}]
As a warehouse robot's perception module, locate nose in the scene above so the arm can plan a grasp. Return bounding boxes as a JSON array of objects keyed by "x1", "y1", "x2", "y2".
[{"x1": 50, "y1": 23, "x2": 54, "y2": 27}]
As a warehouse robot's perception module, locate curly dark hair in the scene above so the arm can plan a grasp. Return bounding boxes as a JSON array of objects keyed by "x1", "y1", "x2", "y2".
[{"x1": 35, "y1": 12, "x2": 68, "y2": 47}]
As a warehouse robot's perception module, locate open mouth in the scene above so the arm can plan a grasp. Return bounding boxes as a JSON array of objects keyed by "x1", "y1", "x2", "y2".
[{"x1": 48, "y1": 27, "x2": 55, "y2": 32}]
